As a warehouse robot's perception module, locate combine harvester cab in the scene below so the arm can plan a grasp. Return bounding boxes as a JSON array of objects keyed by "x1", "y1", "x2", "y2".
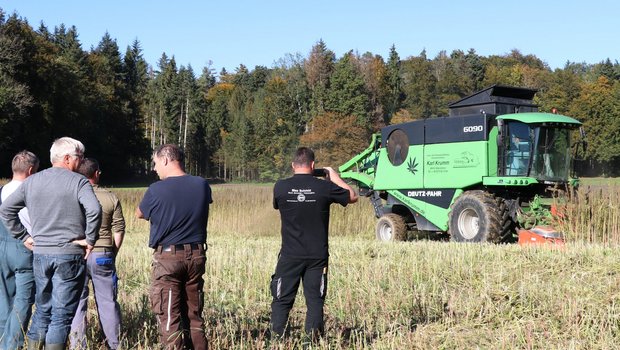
[{"x1": 339, "y1": 85, "x2": 584, "y2": 243}]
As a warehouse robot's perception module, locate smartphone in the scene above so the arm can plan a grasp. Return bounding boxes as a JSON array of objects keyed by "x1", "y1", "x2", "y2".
[{"x1": 312, "y1": 168, "x2": 327, "y2": 177}]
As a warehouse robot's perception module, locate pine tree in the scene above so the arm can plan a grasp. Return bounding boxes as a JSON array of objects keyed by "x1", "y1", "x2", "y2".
[
  {"x1": 401, "y1": 50, "x2": 438, "y2": 118},
  {"x1": 305, "y1": 39, "x2": 335, "y2": 117},
  {"x1": 122, "y1": 39, "x2": 151, "y2": 171},
  {"x1": 204, "y1": 82, "x2": 233, "y2": 178},
  {"x1": 325, "y1": 51, "x2": 371, "y2": 126},
  {"x1": 569, "y1": 76, "x2": 620, "y2": 174},
  {"x1": 0, "y1": 12, "x2": 34, "y2": 162},
  {"x1": 197, "y1": 63, "x2": 216, "y2": 92},
  {"x1": 384, "y1": 44, "x2": 403, "y2": 125},
  {"x1": 465, "y1": 48, "x2": 485, "y2": 91},
  {"x1": 355, "y1": 51, "x2": 388, "y2": 129}
]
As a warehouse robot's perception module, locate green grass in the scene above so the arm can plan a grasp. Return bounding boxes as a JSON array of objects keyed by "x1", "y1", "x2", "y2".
[
  {"x1": 112, "y1": 231, "x2": 620, "y2": 349},
  {"x1": 4, "y1": 180, "x2": 618, "y2": 348},
  {"x1": 75, "y1": 184, "x2": 620, "y2": 349},
  {"x1": 579, "y1": 177, "x2": 620, "y2": 186}
]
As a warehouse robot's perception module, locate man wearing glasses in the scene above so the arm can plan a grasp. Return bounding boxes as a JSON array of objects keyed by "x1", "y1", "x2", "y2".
[{"x1": 0, "y1": 137, "x2": 102, "y2": 350}]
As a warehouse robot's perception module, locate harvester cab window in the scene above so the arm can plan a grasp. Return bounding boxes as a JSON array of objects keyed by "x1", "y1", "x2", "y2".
[
  {"x1": 386, "y1": 129, "x2": 409, "y2": 166},
  {"x1": 506, "y1": 122, "x2": 531, "y2": 176},
  {"x1": 530, "y1": 127, "x2": 571, "y2": 181}
]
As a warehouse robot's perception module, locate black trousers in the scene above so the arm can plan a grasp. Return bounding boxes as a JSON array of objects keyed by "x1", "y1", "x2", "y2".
[{"x1": 270, "y1": 256, "x2": 329, "y2": 336}]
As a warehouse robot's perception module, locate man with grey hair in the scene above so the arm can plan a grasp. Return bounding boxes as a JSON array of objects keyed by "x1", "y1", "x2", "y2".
[
  {"x1": 0, "y1": 137, "x2": 102, "y2": 350},
  {"x1": 0, "y1": 150, "x2": 39, "y2": 349}
]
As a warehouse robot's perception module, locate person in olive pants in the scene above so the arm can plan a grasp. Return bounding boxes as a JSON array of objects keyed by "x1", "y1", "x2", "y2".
[{"x1": 70, "y1": 158, "x2": 125, "y2": 350}]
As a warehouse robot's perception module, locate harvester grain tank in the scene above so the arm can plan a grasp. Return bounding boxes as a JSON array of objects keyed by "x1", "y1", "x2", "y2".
[{"x1": 339, "y1": 85, "x2": 584, "y2": 243}]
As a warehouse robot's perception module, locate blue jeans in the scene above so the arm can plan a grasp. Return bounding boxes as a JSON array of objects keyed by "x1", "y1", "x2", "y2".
[
  {"x1": 0, "y1": 237, "x2": 35, "y2": 350},
  {"x1": 70, "y1": 251, "x2": 121, "y2": 349},
  {"x1": 27, "y1": 254, "x2": 86, "y2": 346}
]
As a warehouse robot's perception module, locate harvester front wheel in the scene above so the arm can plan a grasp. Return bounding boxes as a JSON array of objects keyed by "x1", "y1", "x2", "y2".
[
  {"x1": 448, "y1": 191, "x2": 502, "y2": 243},
  {"x1": 376, "y1": 214, "x2": 407, "y2": 242}
]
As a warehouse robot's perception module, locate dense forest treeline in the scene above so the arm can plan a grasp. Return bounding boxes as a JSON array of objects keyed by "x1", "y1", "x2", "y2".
[{"x1": 1, "y1": 9, "x2": 620, "y2": 182}]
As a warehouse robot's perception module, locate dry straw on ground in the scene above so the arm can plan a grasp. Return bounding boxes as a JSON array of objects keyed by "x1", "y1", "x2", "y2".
[{"x1": 44, "y1": 182, "x2": 620, "y2": 348}]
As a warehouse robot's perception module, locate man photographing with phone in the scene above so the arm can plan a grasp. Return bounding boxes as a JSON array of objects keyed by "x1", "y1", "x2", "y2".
[{"x1": 269, "y1": 147, "x2": 357, "y2": 340}]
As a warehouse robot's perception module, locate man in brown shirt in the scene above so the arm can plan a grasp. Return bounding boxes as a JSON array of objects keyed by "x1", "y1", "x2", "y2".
[{"x1": 70, "y1": 158, "x2": 125, "y2": 350}]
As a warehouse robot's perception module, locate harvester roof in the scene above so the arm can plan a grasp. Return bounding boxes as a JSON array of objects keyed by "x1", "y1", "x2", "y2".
[
  {"x1": 449, "y1": 85, "x2": 538, "y2": 117},
  {"x1": 498, "y1": 112, "x2": 582, "y2": 126}
]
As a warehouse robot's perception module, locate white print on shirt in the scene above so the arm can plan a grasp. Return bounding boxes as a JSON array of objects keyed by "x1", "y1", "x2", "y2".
[{"x1": 286, "y1": 188, "x2": 316, "y2": 203}]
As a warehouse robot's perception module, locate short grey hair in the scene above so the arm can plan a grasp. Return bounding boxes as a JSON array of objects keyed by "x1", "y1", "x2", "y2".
[
  {"x1": 12, "y1": 150, "x2": 39, "y2": 173},
  {"x1": 50, "y1": 137, "x2": 85, "y2": 164}
]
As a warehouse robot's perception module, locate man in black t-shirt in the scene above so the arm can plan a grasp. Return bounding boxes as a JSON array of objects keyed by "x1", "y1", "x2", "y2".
[
  {"x1": 137, "y1": 144, "x2": 212, "y2": 350},
  {"x1": 270, "y1": 147, "x2": 358, "y2": 339}
]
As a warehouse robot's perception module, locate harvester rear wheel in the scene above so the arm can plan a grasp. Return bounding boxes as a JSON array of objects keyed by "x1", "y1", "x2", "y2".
[
  {"x1": 448, "y1": 191, "x2": 502, "y2": 243},
  {"x1": 376, "y1": 214, "x2": 407, "y2": 242}
]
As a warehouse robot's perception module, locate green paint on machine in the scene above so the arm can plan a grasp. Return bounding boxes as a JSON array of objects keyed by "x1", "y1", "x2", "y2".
[{"x1": 338, "y1": 85, "x2": 585, "y2": 243}]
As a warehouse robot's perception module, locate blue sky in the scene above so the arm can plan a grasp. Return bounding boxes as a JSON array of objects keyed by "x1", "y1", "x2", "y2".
[{"x1": 3, "y1": 0, "x2": 619, "y2": 75}]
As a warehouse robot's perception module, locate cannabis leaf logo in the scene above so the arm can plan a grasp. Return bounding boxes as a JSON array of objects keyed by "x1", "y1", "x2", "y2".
[{"x1": 407, "y1": 157, "x2": 418, "y2": 175}]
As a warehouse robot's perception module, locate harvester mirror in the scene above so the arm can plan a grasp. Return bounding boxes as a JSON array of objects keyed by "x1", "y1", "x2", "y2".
[{"x1": 386, "y1": 129, "x2": 409, "y2": 166}]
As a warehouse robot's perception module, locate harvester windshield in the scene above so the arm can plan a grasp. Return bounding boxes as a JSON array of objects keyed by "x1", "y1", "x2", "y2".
[
  {"x1": 530, "y1": 126, "x2": 571, "y2": 181},
  {"x1": 503, "y1": 120, "x2": 574, "y2": 182}
]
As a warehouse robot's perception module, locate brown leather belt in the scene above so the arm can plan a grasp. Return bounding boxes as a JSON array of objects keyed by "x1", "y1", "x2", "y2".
[{"x1": 157, "y1": 243, "x2": 204, "y2": 253}]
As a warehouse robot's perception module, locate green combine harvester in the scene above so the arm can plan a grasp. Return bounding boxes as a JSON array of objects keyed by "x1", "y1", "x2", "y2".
[{"x1": 339, "y1": 85, "x2": 585, "y2": 243}]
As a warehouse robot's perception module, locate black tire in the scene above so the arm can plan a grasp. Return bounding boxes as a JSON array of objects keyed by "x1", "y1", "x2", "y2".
[
  {"x1": 496, "y1": 196, "x2": 516, "y2": 242},
  {"x1": 448, "y1": 191, "x2": 504, "y2": 243},
  {"x1": 376, "y1": 214, "x2": 407, "y2": 242}
]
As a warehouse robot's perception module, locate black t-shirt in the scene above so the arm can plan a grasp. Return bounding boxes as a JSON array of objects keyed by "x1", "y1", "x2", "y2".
[
  {"x1": 273, "y1": 174, "x2": 350, "y2": 258},
  {"x1": 139, "y1": 175, "x2": 213, "y2": 248}
]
